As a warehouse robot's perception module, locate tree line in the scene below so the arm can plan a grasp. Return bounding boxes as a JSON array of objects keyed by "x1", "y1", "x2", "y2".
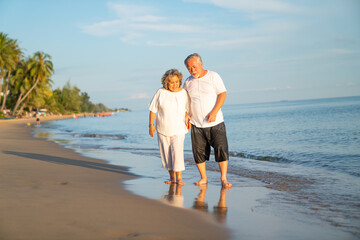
[{"x1": 0, "y1": 32, "x2": 113, "y2": 117}]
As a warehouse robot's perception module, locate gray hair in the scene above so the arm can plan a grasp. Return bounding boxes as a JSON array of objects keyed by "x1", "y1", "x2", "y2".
[
  {"x1": 161, "y1": 69, "x2": 183, "y2": 90},
  {"x1": 184, "y1": 53, "x2": 203, "y2": 68}
]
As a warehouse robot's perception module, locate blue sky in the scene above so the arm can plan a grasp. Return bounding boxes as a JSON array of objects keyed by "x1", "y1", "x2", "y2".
[{"x1": 1, "y1": 0, "x2": 359, "y2": 110}]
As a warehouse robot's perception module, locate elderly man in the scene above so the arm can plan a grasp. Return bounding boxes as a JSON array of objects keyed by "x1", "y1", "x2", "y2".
[{"x1": 183, "y1": 53, "x2": 232, "y2": 189}]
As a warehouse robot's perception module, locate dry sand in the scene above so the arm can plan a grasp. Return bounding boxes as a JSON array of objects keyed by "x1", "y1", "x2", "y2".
[{"x1": 0, "y1": 117, "x2": 229, "y2": 240}]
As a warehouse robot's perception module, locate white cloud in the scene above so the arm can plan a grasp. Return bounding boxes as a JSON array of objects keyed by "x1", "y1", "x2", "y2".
[
  {"x1": 120, "y1": 32, "x2": 144, "y2": 44},
  {"x1": 131, "y1": 15, "x2": 165, "y2": 23},
  {"x1": 80, "y1": 1, "x2": 301, "y2": 47},
  {"x1": 335, "y1": 36, "x2": 356, "y2": 45},
  {"x1": 327, "y1": 48, "x2": 356, "y2": 55},
  {"x1": 346, "y1": 82, "x2": 356, "y2": 86},
  {"x1": 183, "y1": 0, "x2": 302, "y2": 13},
  {"x1": 81, "y1": 19, "x2": 126, "y2": 36},
  {"x1": 146, "y1": 37, "x2": 205, "y2": 47},
  {"x1": 236, "y1": 86, "x2": 293, "y2": 93},
  {"x1": 130, "y1": 23, "x2": 198, "y2": 33},
  {"x1": 272, "y1": 48, "x2": 358, "y2": 66},
  {"x1": 108, "y1": 2, "x2": 156, "y2": 18},
  {"x1": 82, "y1": 20, "x2": 199, "y2": 37},
  {"x1": 208, "y1": 36, "x2": 274, "y2": 48},
  {"x1": 81, "y1": 3, "x2": 199, "y2": 40}
]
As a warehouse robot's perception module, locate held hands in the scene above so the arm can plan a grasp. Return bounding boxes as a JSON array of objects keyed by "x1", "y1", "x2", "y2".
[
  {"x1": 185, "y1": 113, "x2": 192, "y2": 130},
  {"x1": 186, "y1": 121, "x2": 192, "y2": 131}
]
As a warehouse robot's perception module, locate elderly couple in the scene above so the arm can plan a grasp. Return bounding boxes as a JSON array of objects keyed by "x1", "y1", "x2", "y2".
[{"x1": 149, "y1": 53, "x2": 232, "y2": 189}]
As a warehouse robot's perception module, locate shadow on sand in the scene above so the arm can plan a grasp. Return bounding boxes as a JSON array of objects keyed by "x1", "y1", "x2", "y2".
[{"x1": 3, "y1": 150, "x2": 136, "y2": 177}]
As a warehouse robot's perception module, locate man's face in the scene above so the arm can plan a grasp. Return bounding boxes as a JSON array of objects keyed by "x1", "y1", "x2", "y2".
[{"x1": 186, "y1": 57, "x2": 203, "y2": 79}]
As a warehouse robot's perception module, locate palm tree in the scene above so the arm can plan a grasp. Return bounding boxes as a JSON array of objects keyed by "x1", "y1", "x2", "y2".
[
  {"x1": 9, "y1": 59, "x2": 32, "y2": 112},
  {"x1": 12, "y1": 51, "x2": 53, "y2": 116},
  {"x1": 17, "y1": 77, "x2": 54, "y2": 116},
  {"x1": 0, "y1": 32, "x2": 22, "y2": 111}
]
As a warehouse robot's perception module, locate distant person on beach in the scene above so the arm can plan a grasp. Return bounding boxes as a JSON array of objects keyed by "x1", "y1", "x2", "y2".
[
  {"x1": 36, "y1": 112, "x2": 40, "y2": 125},
  {"x1": 149, "y1": 69, "x2": 191, "y2": 186},
  {"x1": 183, "y1": 53, "x2": 232, "y2": 189}
]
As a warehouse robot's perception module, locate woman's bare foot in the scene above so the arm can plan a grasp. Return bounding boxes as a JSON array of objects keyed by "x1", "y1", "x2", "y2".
[
  {"x1": 165, "y1": 179, "x2": 176, "y2": 184},
  {"x1": 177, "y1": 180, "x2": 186, "y2": 186}
]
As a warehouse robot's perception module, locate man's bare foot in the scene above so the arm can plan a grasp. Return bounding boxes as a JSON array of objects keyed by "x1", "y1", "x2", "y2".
[
  {"x1": 194, "y1": 179, "x2": 207, "y2": 186},
  {"x1": 221, "y1": 180, "x2": 232, "y2": 189},
  {"x1": 165, "y1": 180, "x2": 176, "y2": 184}
]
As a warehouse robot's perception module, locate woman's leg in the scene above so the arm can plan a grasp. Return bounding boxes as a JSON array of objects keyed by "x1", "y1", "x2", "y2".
[
  {"x1": 170, "y1": 134, "x2": 185, "y2": 171},
  {"x1": 170, "y1": 134, "x2": 186, "y2": 185},
  {"x1": 165, "y1": 170, "x2": 176, "y2": 184},
  {"x1": 158, "y1": 133, "x2": 175, "y2": 184},
  {"x1": 176, "y1": 171, "x2": 185, "y2": 185}
]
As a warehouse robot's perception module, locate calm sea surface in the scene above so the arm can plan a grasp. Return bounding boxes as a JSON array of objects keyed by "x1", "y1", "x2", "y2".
[{"x1": 36, "y1": 96, "x2": 360, "y2": 239}]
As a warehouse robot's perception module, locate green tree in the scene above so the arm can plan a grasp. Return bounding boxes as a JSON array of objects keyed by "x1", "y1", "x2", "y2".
[
  {"x1": 60, "y1": 81, "x2": 82, "y2": 112},
  {"x1": 19, "y1": 78, "x2": 54, "y2": 115},
  {"x1": 8, "y1": 59, "x2": 30, "y2": 112},
  {"x1": 80, "y1": 92, "x2": 91, "y2": 112},
  {"x1": 0, "y1": 32, "x2": 22, "y2": 111},
  {"x1": 94, "y1": 103, "x2": 109, "y2": 113},
  {"x1": 12, "y1": 51, "x2": 53, "y2": 115},
  {"x1": 52, "y1": 87, "x2": 66, "y2": 114}
]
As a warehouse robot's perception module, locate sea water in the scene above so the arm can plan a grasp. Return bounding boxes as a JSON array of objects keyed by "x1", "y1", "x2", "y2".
[{"x1": 35, "y1": 96, "x2": 360, "y2": 239}]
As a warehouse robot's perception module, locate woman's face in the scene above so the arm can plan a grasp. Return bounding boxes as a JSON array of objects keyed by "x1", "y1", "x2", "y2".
[{"x1": 167, "y1": 75, "x2": 180, "y2": 92}]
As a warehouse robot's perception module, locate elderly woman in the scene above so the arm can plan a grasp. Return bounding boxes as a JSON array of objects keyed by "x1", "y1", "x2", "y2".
[{"x1": 149, "y1": 69, "x2": 191, "y2": 185}]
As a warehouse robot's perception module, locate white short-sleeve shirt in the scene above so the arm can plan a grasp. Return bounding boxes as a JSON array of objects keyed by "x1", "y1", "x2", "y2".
[
  {"x1": 183, "y1": 70, "x2": 226, "y2": 128},
  {"x1": 149, "y1": 88, "x2": 189, "y2": 136}
]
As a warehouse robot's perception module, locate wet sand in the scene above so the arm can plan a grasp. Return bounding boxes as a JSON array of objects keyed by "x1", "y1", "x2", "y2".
[{"x1": 0, "y1": 118, "x2": 229, "y2": 240}]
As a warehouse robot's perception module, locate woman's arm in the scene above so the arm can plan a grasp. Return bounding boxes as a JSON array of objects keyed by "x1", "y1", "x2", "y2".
[{"x1": 149, "y1": 111, "x2": 156, "y2": 137}]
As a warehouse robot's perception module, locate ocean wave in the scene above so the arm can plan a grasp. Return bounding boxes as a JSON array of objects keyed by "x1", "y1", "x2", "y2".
[
  {"x1": 74, "y1": 133, "x2": 127, "y2": 140},
  {"x1": 229, "y1": 151, "x2": 291, "y2": 163},
  {"x1": 110, "y1": 147, "x2": 158, "y2": 151}
]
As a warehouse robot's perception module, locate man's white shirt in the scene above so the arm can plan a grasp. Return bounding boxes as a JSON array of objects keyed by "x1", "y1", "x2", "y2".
[{"x1": 184, "y1": 70, "x2": 226, "y2": 128}]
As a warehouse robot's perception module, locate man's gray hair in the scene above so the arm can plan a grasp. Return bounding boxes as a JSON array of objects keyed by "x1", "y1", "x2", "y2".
[{"x1": 184, "y1": 53, "x2": 202, "y2": 67}]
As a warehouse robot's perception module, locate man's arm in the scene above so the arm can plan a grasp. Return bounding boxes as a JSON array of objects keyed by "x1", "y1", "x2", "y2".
[{"x1": 207, "y1": 91, "x2": 226, "y2": 123}]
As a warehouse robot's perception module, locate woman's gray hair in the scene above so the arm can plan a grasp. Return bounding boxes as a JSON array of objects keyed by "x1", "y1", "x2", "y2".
[
  {"x1": 161, "y1": 69, "x2": 183, "y2": 90},
  {"x1": 184, "y1": 53, "x2": 202, "y2": 67}
]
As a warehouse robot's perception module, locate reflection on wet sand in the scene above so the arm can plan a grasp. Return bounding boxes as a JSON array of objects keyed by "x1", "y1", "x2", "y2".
[
  {"x1": 160, "y1": 183, "x2": 229, "y2": 223},
  {"x1": 193, "y1": 185, "x2": 229, "y2": 223},
  {"x1": 161, "y1": 183, "x2": 184, "y2": 208},
  {"x1": 193, "y1": 185, "x2": 208, "y2": 212}
]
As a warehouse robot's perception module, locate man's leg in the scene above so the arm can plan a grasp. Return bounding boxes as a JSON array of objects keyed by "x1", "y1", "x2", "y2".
[
  {"x1": 194, "y1": 162, "x2": 207, "y2": 185},
  {"x1": 218, "y1": 161, "x2": 232, "y2": 188},
  {"x1": 191, "y1": 126, "x2": 209, "y2": 186},
  {"x1": 210, "y1": 123, "x2": 231, "y2": 188}
]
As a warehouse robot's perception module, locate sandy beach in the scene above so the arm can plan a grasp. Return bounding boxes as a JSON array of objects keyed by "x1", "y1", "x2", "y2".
[{"x1": 0, "y1": 117, "x2": 229, "y2": 240}]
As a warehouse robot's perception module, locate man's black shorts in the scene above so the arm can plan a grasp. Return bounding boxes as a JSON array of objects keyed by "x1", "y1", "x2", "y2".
[{"x1": 191, "y1": 122, "x2": 229, "y2": 164}]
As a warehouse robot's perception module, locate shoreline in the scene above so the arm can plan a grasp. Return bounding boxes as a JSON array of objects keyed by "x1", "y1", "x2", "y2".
[
  {"x1": 2, "y1": 116, "x2": 357, "y2": 240},
  {"x1": 36, "y1": 115, "x2": 358, "y2": 240},
  {"x1": 0, "y1": 118, "x2": 229, "y2": 240}
]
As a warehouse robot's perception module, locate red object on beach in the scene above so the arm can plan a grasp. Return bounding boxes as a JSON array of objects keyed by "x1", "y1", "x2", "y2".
[{"x1": 96, "y1": 112, "x2": 113, "y2": 117}]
